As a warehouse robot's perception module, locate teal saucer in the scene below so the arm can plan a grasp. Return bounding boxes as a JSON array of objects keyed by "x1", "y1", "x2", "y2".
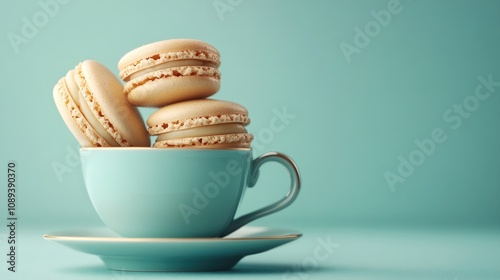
[{"x1": 43, "y1": 226, "x2": 302, "y2": 271}]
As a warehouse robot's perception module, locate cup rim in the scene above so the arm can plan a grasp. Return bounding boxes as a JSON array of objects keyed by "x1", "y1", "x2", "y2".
[{"x1": 80, "y1": 147, "x2": 252, "y2": 151}]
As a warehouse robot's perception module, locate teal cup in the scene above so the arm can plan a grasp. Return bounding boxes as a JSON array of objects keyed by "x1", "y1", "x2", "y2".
[{"x1": 80, "y1": 148, "x2": 300, "y2": 238}]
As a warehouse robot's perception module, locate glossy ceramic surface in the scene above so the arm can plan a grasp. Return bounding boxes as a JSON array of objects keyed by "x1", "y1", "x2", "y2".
[
  {"x1": 43, "y1": 226, "x2": 302, "y2": 271},
  {"x1": 80, "y1": 148, "x2": 300, "y2": 238}
]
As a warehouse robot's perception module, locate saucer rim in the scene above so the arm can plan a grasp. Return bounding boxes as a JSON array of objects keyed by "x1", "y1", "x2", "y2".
[
  {"x1": 42, "y1": 226, "x2": 302, "y2": 242},
  {"x1": 42, "y1": 226, "x2": 302, "y2": 272}
]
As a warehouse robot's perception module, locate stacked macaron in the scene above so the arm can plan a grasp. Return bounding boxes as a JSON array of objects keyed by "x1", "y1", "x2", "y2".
[
  {"x1": 117, "y1": 39, "x2": 253, "y2": 149},
  {"x1": 118, "y1": 39, "x2": 221, "y2": 107},
  {"x1": 146, "y1": 99, "x2": 253, "y2": 149},
  {"x1": 53, "y1": 39, "x2": 253, "y2": 149}
]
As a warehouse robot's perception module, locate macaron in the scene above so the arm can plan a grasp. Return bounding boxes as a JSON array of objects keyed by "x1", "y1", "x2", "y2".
[
  {"x1": 147, "y1": 99, "x2": 253, "y2": 149},
  {"x1": 118, "y1": 39, "x2": 221, "y2": 107},
  {"x1": 53, "y1": 60, "x2": 150, "y2": 147}
]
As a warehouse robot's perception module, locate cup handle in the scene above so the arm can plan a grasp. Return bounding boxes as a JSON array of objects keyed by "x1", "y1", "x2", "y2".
[{"x1": 219, "y1": 152, "x2": 301, "y2": 237}]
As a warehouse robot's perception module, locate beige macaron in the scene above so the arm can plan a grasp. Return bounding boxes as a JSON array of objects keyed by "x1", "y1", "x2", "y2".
[
  {"x1": 147, "y1": 99, "x2": 253, "y2": 149},
  {"x1": 118, "y1": 39, "x2": 221, "y2": 107},
  {"x1": 53, "y1": 60, "x2": 150, "y2": 147}
]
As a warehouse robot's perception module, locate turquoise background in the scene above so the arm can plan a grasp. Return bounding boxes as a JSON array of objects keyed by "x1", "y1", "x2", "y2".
[
  {"x1": 1, "y1": 1, "x2": 500, "y2": 278},
  {"x1": 0, "y1": 0, "x2": 500, "y2": 280}
]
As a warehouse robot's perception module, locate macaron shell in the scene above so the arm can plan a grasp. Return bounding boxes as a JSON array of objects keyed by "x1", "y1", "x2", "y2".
[
  {"x1": 52, "y1": 79, "x2": 110, "y2": 147},
  {"x1": 118, "y1": 39, "x2": 220, "y2": 79},
  {"x1": 147, "y1": 99, "x2": 249, "y2": 134},
  {"x1": 76, "y1": 60, "x2": 150, "y2": 147},
  {"x1": 125, "y1": 68, "x2": 220, "y2": 107}
]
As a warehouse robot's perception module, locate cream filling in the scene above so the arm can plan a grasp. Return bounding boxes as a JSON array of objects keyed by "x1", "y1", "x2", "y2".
[
  {"x1": 156, "y1": 123, "x2": 247, "y2": 141},
  {"x1": 148, "y1": 114, "x2": 249, "y2": 135},
  {"x1": 56, "y1": 79, "x2": 110, "y2": 147},
  {"x1": 64, "y1": 71, "x2": 119, "y2": 147},
  {"x1": 124, "y1": 66, "x2": 220, "y2": 95},
  {"x1": 119, "y1": 50, "x2": 220, "y2": 81},
  {"x1": 128, "y1": 59, "x2": 218, "y2": 81}
]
